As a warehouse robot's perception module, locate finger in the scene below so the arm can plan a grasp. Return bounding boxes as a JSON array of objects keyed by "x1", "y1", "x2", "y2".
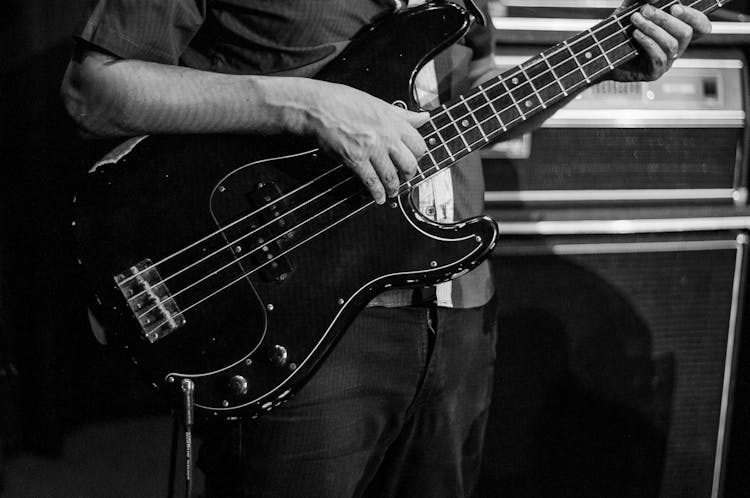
[
  {"x1": 640, "y1": 4, "x2": 693, "y2": 54},
  {"x1": 394, "y1": 107, "x2": 430, "y2": 128},
  {"x1": 632, "y1": 27, "x2": 669, "y2": 76},
  {"x1": 370, "y1": 151, "x2": 401, "y2": 199},
  {"x1": 614, "y1": 0, "x2": 640, "y2": 15},
  {"x1": 670, "y1": 5, "x2": 712, "y2": 39},
  {"x1": 401, "y1": 126, "x2": 428, "y2": 159},
  {"x1": 632, "y1": 7, "x2": 680, "y2": 59},
  {"x1": 390, "y1": 141, "x2": 419, "y2": 181},
  {"x1": 348, "y1": 160, "x2": 386, "y2": 204}
]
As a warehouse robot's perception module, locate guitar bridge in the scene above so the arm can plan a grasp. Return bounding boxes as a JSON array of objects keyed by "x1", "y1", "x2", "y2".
[{"x1": 114, "y1": 259, "x2": 186, "y2": 343}]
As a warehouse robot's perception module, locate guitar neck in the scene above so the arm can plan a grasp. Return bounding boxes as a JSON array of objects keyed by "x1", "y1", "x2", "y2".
[{"x1": 414, "y1": 0, "x2": 731, "y2": 183}]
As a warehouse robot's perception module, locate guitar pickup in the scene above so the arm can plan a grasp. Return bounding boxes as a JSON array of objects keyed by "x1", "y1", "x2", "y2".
[
  {"x1": 114, "y1": 259, "x2": 186, "y2": 343},
  {"x1": 246, "y1": 182, "x2": 294, "y2": 282}
]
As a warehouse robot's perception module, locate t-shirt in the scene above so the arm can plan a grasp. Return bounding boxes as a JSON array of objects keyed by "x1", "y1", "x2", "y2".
[{"x1": 75, "y1": 0, "x2": 496, "y2": 308}]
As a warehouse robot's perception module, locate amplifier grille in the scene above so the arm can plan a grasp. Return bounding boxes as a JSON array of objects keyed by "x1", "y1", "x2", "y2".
[
  {"x1": 482, "y1": 128, "x2": 742, "y2": 194},
  {"x1": 478, "y1": 233, "x2": 744, "y2": 498}
]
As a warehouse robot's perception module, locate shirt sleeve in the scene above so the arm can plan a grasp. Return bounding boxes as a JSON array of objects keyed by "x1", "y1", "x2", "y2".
[{"x1": 75, "y1": 0, "x2": 206, "y2": 64}]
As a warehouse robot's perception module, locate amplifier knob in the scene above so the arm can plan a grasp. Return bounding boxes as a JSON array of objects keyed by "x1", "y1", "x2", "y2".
[
  {"x1": 270, "y1": 345, "x2": 288, "y2": 366},
  {"x1": 229, "y1": 375, "x2": 248, "y2": 396}
]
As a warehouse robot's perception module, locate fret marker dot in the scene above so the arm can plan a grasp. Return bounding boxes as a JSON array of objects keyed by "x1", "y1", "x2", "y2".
[
  {"x1": 525, "y1": 100, "x2": 533, "y2": 108},
  {"x1": 428, "y1": 138, "x2": 437, "y2": 146},
  {"x1": 585, "y1": 52, "x2": 592, "y2": 59},
  {"x1": 511, "y1": 77, "x2": 519, "y2": 85},
  {"x1": 461, "y1": 119, "x2": 470, "y2": 127}
]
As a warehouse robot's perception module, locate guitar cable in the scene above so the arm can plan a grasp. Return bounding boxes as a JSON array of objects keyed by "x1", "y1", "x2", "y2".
[{"x1": 181, "y1": 379, "x2": 196, "y2": 498}]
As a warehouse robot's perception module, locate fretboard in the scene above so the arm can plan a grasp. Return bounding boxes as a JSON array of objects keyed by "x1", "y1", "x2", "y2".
[{"x1": 412, "y1": 0, "x2": 732, "y2": 186}]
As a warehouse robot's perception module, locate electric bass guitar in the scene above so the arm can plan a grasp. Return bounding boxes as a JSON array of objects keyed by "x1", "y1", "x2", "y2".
[{"x1": 74, "y1": 0, "x2": 730, "y2": 418}]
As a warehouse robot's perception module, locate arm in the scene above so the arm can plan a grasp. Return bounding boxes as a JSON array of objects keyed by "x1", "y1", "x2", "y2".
[{"x1": 61, "y1": 44, "x2": 429, "y2": 205}]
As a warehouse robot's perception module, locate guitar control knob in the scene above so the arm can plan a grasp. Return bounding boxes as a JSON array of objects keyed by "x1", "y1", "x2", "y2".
[
  {"x1": 229, "y1": 375, "x2": 248, "y2": 396},
  {"x1": 270, "y1": 345, "x2": 288, "y2": 366}
]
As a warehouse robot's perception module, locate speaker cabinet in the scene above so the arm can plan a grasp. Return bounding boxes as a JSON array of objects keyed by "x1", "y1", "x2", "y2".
[{"x1": 477, "y1": 230, "x2": 746, "y2": 498}]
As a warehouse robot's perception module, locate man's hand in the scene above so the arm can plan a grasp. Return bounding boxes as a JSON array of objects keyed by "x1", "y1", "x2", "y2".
[
  {"x1": 609, "y1": 0, "x2": 712, "y2": 82},
  {"x1": 294, "y1": 81, "x2": 429, "y2": 205}
]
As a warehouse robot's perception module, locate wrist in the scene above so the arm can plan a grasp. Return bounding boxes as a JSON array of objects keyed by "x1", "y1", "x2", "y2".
[{"x1": 254, "y1": 76, "x2": 322, "y2": 136}]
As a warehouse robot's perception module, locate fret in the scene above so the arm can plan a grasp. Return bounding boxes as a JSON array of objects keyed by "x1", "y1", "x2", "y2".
[
  {"x1": 588, "y1": 28, "x2": 614, "y2": 70},
  {"x1": 540, "y1": 52, "x2": 568, "y2": 96},
  {"x1": 521, "y1": 58, "x2": 564, "y2": 107},
  {"x1": 519, "y1": 66, "x2": 546, "y2": 109},
  {"x1": 423, "y1": 119, "x2": 454, "y2": 166},
  {"x1": 413, "y1": 158, "x2": 427, "y2": 181},
  {"x1": 466, "y1": 90, "x2": 503, "y2": 138},
  {"x1": 570, "y1": 35, "x2": 611, "y2": 80},
  {"x1": 444, "y1": 107, "x2": 472, "y2": 151},
  {"x1": 596, "y1": 17, "x2": 629, "y2": 52},
  {"x1": 563, "y1": 40, "x2": 590, "y2": 83},
  {"x1": 546, "y1": 46, "x2": 588, "y2": 93},
  {"x1": 417, "y1": 155, "x2": 437, "y2": 179},
  {"x1": 483, "y1": 80, "x2": 525, "y2": 129},
  {"x1": 424, "y1": 140, "x2": 450, "y2": 170},
  {"x1": 431, "y1": 108, "x2": 467, "y2": 157},
  {"x1": 592, "y1": 17, "x2": 636, "y2": 72},
  {"x1": 478, "y1": 86, "x2": 507, "y2": 133},
  {"x1": 499, "y1": 77, "x2": 527, "y2": 120},
  {"x1": 459, "y1": 96, "x2": 489, "y2": 144},
  {"x1": 429, "y1": 109, "x2": 467, "y2": 160},
  {"x1": 693, "y1": 0, "x2": 721, "y2": 14},
  {"x1": 503, "y1": 72, "x2": 543, "y2": 118}
]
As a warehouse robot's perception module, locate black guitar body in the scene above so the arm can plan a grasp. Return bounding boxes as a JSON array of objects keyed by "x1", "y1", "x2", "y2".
[{"x1": 74, "y1": 3, "x2": 498, "y2": 418}]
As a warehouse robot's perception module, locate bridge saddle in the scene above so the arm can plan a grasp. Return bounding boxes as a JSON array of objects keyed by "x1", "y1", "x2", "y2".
[{"x1": 114, "y1": 258, "x2": 186, "y2": 343}]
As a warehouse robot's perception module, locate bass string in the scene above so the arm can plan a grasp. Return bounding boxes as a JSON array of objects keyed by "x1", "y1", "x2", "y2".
[
  {"x1": 127, "y1": 167, "x2": 355, "y2": 306},
  {"x1": 131, "y1": 20, "x2": 640, "y2": 302},
  {"x1": 147, "y1": 50, "x2": 643, "y2": 333},
  {"x1": 133, "y1": 174, "x2": 363, "y2": 320},
  {"x1": 128, "y1": 0, "x2": 701, "y2": 310},
  {"x1": 133, "y1": 28, "x2": 645, "y2": 318},
  {"x1": 119, "y1": 1, "x2": 647, "y2": 287}
]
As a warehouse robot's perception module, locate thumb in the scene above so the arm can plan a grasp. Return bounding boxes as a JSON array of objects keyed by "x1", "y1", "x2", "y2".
[{"x1": 396, "y1": 107, "x2": 430, "y2": 127}]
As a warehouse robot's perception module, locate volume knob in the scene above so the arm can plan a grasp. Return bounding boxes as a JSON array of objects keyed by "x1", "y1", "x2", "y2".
[
  {"x1": 270, "y1": 345, "x2": 288, "y2": 366},
  {"x1": 229, "y1": 375, "x2": 248, "y2": 396}
]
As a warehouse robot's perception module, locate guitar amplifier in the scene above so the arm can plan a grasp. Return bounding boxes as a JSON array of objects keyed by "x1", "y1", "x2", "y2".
[
  {"x1": 489, "y1": 0, "x2": 621, "y2": 19},
  {"x1": 477, "y1": 225, "x2": 748, "y2": 498},
  {"x1": 481, "y1": 50, "x2": 748, "y2": 205}
]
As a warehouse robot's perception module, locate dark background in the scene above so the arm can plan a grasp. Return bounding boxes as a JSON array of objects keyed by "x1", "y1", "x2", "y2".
[
  {"x1": 0, "y1": 0, "x2": 168, "y2": 459},
  {"x1": 3, "y1": 1, "x2": 750, "y2": 496}
]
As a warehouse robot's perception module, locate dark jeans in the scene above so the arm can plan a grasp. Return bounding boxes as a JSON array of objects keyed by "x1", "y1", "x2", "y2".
[{"x1": 199, "y1": 302, "x2": 497, "y2": 497}]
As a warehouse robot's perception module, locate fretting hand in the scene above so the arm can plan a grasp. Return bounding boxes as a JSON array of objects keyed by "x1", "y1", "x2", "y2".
[{"x1": 609, "y1": 0, "x2": 712, "y2": 82}]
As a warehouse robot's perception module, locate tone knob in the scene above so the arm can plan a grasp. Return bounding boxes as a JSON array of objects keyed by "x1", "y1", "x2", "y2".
[
  {"x1": 270, "y1": 345, "x2": 288, "y2": 366},
  {"x1": 229, "y1": 375, "x2": 248, "y2": 396}
]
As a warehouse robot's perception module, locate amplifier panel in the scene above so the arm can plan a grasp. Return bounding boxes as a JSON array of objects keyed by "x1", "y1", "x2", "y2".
[{"x1": 482, "y1": 52, "x2": 747, "y2": 205}]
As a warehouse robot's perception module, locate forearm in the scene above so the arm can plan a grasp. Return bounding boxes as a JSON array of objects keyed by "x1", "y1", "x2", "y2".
[
  {"x1": 61, "y1": 44, "x2": 429, "y2": 204},
  {"x1": 61, "y1": 45, "x2": 324, "y2": 139}
]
